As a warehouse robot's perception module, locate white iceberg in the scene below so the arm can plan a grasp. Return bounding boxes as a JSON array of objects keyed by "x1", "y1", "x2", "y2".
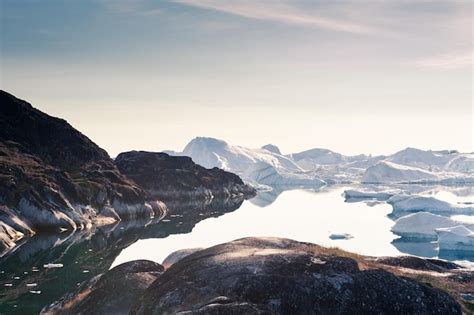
[
  {"x1": 362, "y1": 161, "x2": 439, "y2": 184},
  {"x1": 343, "y1": 189, "x2": 395, "y2": 201},
  {"x1": 391, "y1": 212, "x2": 474, "y2": 240},
  {"x1": 329, "y1": 233, "x2": 353, "y2": 240},
  {"x1": 387, "y1": 195, "x2": 474, "y2": 215},
  {"x1": 436, "y1": 225, "x2": 474, "y2": 251},
  {"x1": 171, "y1": 137, "x2": 326, "y2": 187}
]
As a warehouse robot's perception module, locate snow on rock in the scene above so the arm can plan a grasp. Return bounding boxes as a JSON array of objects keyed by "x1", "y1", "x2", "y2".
[
  {"x1": 343, "y1": 189, "x2": 395, "y2": 201},
  {"x1": 362, "y1": 161, "x2": 438, "y2": 184},
  {"x1": 436, "y1": 226, "x2": 474, "y2": 251},
  {"x1": 387, "y1": 195, "x2": 474, "y2": 215},
  {"x1": 391, "y1": 212, "x2": 474, "y2": 240},
  {"x1": 172, "y1": 137, "x2": 326, "y2": 186}
]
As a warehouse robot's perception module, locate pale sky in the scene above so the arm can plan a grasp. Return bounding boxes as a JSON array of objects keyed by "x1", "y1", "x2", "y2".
[{"x1": 1, "y1": 0, "x2": 472, "y2": 156}]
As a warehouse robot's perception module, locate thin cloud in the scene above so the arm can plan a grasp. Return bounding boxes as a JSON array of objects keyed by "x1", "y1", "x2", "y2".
[
  {"x1": 415, "y1": 51, "x2": 473, "y2": 70},
  {"x1": 174, "y1": 0, "x2": 379, "y2": 35}
]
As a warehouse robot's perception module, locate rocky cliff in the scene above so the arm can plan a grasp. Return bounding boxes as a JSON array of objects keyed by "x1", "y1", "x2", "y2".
[
  {"x1": 115, "y1": 151, "x2": 255, "y2": 200},
  {"x1": 0, "y1": 91, "x2": 164, "y2": 252},
  {"x1": 0, "y1": 91, "x2": 253, "y2": 253}
]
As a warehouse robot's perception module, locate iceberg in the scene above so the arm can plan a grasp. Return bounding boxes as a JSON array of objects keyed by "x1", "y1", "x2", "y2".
[
  {"x1": 362, "y1": 161, "x2": 438, "y2": 184},
  {"x1": 391, "y1": 212, "x2": 473, "y2": 240},
  {"x1": 343, "y1": 189, "x2": 395, "y2": 201},
  {"x1": 436, "y1": 226, "x2": 474, "y2": 251},
  {"x1": 171, "y1": 137, "x2": 326, "y2": 187},
  {"x1": 329, "y1": 233, "x2": 353, "y2": 240},
  {"x1": 387, "y1": 195, "x2": 474, "y2": 216}
]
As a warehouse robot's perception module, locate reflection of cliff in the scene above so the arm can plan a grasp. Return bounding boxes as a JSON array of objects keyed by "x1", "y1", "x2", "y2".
[{"x1": 0, "y1": 196, "x2": 245, "y2": 315}]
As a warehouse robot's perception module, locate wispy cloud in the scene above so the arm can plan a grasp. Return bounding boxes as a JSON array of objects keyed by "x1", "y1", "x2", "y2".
[
  {"x1": 414, "y1": 51, "x2": 473, "y2": 70},
  {"x1": 174, "y1": 0, "x2": 379, "y2": 35}
]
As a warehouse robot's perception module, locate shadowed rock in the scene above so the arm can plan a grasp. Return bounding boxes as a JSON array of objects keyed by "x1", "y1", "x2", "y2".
[
  {"x1": 42, "y1": 260, "x2": 164, "y2": 315},
  {"x1": 115, "y1": 150, "x2": 256, "y2": 200}
]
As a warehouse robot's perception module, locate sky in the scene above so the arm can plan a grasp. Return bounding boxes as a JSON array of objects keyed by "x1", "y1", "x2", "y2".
[{"x1": 1, "y1": 0, "x2": 472, "y2": 156}]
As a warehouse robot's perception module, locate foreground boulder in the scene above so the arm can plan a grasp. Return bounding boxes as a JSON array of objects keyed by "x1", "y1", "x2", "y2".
[
  {"x1": 115, "y1": 151, "x2": 256, "y2": 200},
  {"x1": 42, "y1": 260, "x2": 164, "y2": 315},
  {"x1": 44, "y1": 237, "x2": 465, "y2": 314}
]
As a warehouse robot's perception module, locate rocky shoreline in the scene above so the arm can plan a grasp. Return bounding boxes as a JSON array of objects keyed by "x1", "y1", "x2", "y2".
[
  {"x1": 0, "y1": 91, "x2": 255, "y2": 253},
  {"x1": 42, "y1": 237, "x2": 473, "y2": 314}
]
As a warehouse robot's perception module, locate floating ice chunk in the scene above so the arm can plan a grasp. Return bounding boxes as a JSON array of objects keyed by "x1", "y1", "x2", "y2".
[
  {"x1": 436, "y1": 226, "x2": 474, "y2": 252},
  {"x1": 391, "y1": 212, "x2": 473, "y2": 240},
  {"x1": 329, "y1": 233, "x2": 354, "y2": 240},
  {"x1": 343, "y1": 190, "x2": 394, "y2": 201},
  {"x1": 43, "y1": 263, "x2": 63, "y2": 269},
  {"x1": 387, "y1": 195, "x2": 473, "y2": 215}
]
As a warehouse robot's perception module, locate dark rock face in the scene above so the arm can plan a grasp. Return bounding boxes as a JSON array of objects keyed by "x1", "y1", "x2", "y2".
[
  {"x1": 42, "y1": 260, "x2": 164, "y2": 315},
  {"x1": 375, "y1": 256, "x2": 461, "y2": 273},
  {"x1": 0, "y1": 91, "x2": 157, "y2": 252},
  {"x1": 130, "y1": 238, "x2": 461, "y2": 314},
  {"x1": 115, "y1": 151, "x2": 256, "y2": 200},
  {"x1": 0, "y1": 91, "x2": 109, "y2": 170}
]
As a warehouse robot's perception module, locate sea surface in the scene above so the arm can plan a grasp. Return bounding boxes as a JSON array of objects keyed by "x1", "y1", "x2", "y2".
[{"x1": 0, "y1": 185, "x2": 472, "y2": 314}]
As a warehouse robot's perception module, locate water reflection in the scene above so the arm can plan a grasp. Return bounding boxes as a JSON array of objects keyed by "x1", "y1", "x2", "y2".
[{"x1": 0, "y1": 196, "x2": 246, "y2": 315}]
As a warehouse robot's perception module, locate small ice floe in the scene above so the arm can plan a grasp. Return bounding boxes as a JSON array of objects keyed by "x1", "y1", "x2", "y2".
[
  {"x1": 4, "y1": 283, "x2": 13, "y2": 287},
  {"x1": 29, "y1": 290, "x2": 41, "y2": 294},
  {"x1": 436, "y1": 226, "x2": 474, "y2": 252},
  {"x1": 26, "y1": 283, "x2": 37, "y2": 287},
  {"x1": 43, "y1": 263, "x2": 63, "y2": 269},
  {"x1": 329, "y1": 233, "x2": 354, "y2": 240},
  {"x1": 343, "y1": 190, "x2": 394, "y2": 201}
]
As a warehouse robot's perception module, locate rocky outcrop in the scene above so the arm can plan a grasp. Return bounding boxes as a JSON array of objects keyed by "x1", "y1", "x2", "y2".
[
  {"x1": 42, "y1": 260, "x2": 164, "y2": 315},
  {"x1": 43, "y1": 237, "x2": 468, "y2": 314},
  {"x1": 0, "y1": 91, "x2": 161, "y2": 252},
  {"x1": 115, "y1": 151, "x2": 256, "y2": 200}
]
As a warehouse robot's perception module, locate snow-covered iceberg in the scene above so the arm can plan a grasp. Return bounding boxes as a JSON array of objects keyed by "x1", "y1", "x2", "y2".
[
  {"x1": 167, "y1": 138, "x2": 474, "y2": 186},
  {"x1": 387, "y1": 194, "x2": 474, "y2": 216},
  {"x1": 391, "y1": 212, "x2": 473, "y2": 240},
  {"x1": 170, "y1": 137, "x2": 326, "y2": 187},
  {"x1": 436, "y1": 226, "x2": 474, "y2": 252},
  {"x1": 362, "y1": 161, "x2": 439, "y2": 184}
]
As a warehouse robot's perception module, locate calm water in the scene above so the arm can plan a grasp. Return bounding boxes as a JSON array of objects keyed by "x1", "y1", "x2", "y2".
[{"x1": 0, "y1": 185, "x2": 472, "y2": 314}]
